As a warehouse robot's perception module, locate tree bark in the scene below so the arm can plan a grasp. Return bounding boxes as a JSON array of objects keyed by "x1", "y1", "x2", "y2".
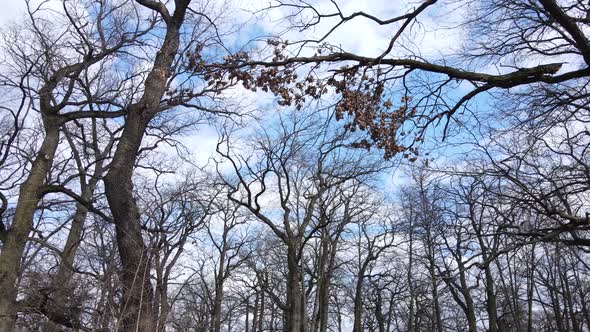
[
  {"x1": 103, "y1": 2, "x2": 189, "y2": 330},
  {"x1": 459, "y1": 267, "x2": 477, "y2": 332},
  {"x1": 285, "y1": 244, "x2": 304, "y2": 332},
  {"x1": 317, "y1": 236, "x2": 337, "y2": 332},
  {"x1": 0, "y1": 117, "x2": 60, "y2": 331},
  {"x1": 259, "y1": 280, "x2": 265, "y2": 332},
  {"x1": 483, "y1": 265, "x2": 499, "y2": 332},
  {"x1": 352, "y1": 257, "x2": 372, "y2": 332},
  {"x1": 213, "y1": 243, "x2": 227, "y2": 332},
  {"x1": 252, "y1": 291, "x2": 259, "y2": 332},
  {"x1": 105, "y1": 113, "x2": 156, "y2": 332},
  {"x1": 427, "y1": 245, "x2": 442, "y2": 332}
]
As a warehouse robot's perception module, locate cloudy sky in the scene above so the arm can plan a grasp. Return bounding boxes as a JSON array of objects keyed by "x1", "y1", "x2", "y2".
[{"x1": 0, "y1": 0, "x2": 469, "y2": 188}]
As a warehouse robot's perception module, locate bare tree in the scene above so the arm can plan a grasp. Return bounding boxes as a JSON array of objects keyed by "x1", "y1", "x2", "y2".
[
  {"x1": 217, "y1": 110, "x2": 387, "y2": 331},
  {"x1": 0, "y1": 1, "x2": 147, "y2": 329}
]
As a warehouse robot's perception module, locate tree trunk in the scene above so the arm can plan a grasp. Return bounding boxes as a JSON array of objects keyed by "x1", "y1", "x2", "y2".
[
  {"x1": 562, "y1": 269, "x2": 580, "y2": 332},
  {"x1": 427, "y1": 251, "x2": 442, "y2": 332},
  {"x1": 252, "y1": 291, "x2": 259, "y2": 332},
  {"x1": 353, "y1": 260, "x2": 370, "y2": 332},
  {"x1": 103, "y1": 4, "x2": 188, "y2": 330},
  {"x1": 259, "y1": 281, "x2": 265, "y2": 332},
  {"x1": 245, "y1": 296, "x2": 250, "y2": 332},
  {"x1": 44, "y1": 194, "x2": 93, "y2": 331},
  {"x1": 470, "y1": 205, "x2": 498, "y2": 332},
  {"x1": 105, "y1": 113, "x2": 156, "y2": 332},
  {"x1": 483, "y1": 266, "x2": 499, "y2": 332},
  {"x1": 318, "y1": 238, "x2": 337, "y2": 332},
  {"x1": 285, "y1": 245, "x2": 304, "y2": 332},
  {"x1": 407, "y1": 221, "x2": 415, "y2": 332},
  {"x1": 459, "y1": 268, "x2": 477, "y2": 332},
  {"x1": 213, "y1": 244, "x2": 227, "y2": 332},
  {"x1": 0, "y1": 119, "x2": 60, "y2": 331},
  {"x1": 155, "y1": 281, "x2": 169, "y2": 332},
  {"x1": 526, "y1": 246, "x2": 535, "y2": 332}
]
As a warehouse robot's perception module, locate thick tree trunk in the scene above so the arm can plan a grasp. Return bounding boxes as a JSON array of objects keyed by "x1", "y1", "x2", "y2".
[
  {"x1": 252, "y1": 291, "x2": 259, "y2": 332},
  {"x1": 104, "y1": 7, "x2": 187, "y2": 330},
  {"x1": 0, "y1": 119, "x2": 60, "y2": 331},
  {"x1": 105, "y1": 113, "x2": 156, "y2": 332},
  {"x1": 259, "y1": 279, "x2": 265, "y2": 332},
  {"x1": 213, "y1": 245, "x2": 227, "y2": 332},
  {"x1": 483, "y1": 266, "x2": 499, "y2": 332},
  {"x1": 285, "y1": 245, "x2": 304, "y2": 332},
  {"x1": 317, "y1": 238, "x2": 337, "y2": 332},
  {"x1": 311, "y1": 234, "x2": 334, "y2": 332},
  {"x1": 154, "y1": 280, "x2": 169, "y2": 332},
  {"x1": 459, "y1": 268, "x2": 477, "y2": 332},
  {"x1": 352, "y1": 261, "x2": 370, "y2": 332},
  {"x1": 300, "y1": 260, "x2": 308, "y2": 332},
  {"x1": 352, "y1": 273, "x2": 363, "y2": 332},
  {"x1": 427, "y1": 252, "x2": 442, "y2": 332}
]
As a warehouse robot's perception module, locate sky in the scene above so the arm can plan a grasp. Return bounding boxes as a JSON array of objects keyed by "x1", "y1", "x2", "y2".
[
  {"x1": 0, "y1": 0, "x2": 513, "y2": 201},
  {"x1": 0, "y1": 0, "x2": 483, "y2": 206},
  {"x1": 0, "y1": 1, "x2": 25, "y2": 23},
  {"x1": 177, "y1": 0, "x2": 471, "y2": 181}
]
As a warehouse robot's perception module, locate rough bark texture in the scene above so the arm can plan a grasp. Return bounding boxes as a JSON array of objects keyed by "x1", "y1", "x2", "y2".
[
  {"x1": 459, "y1": 266, "x2": 477, "y2": 332},
  {"x1": 0, "y1": 114, "x2": 60, "y2": 331},
  {"x1": 313, "y1": 235, "x2": 336, "y2": 332},
  {"x1": 105, "y1": 112, "x2": 155, "y2": 332},
  {"x1": 212, "y1": 243, "x2": 227, "y2": 332},
  {"x1": 352, "y1": 259, "x2": 370, "y2": 332},
  {"x1": 103, "y1": 2, "x2": 189, "y2": 330},
  {"x1": 285, "y1": 244, "x2": 304, "y2": 332}
]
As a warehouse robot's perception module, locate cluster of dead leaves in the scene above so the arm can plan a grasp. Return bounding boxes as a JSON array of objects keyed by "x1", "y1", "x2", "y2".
[{"x1": 185, "y1": 40, "x2": 423, "y2": 161}]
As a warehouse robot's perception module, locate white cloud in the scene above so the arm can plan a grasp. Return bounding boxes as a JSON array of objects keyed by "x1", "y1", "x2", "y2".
[{"x1": 0, "y1": 0, "x2": 26, "y2": 27}]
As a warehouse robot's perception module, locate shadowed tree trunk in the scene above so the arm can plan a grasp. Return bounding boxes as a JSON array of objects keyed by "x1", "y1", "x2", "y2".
[
  {"x1": 0, "y1": 2, "x2": 141, "y2": 329},
  {"x1": 0, "y1": 116, "x2": 60, "y2": 331},
  {"x1": 103, "y1": 1, "x2": 190, "y2": 330},
  {"x1": 0, "y1": 64, "x2": 116, "y2": 330},
  {"x1": 285, "y1": 243, "x2": 305, "y2": 332}
]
